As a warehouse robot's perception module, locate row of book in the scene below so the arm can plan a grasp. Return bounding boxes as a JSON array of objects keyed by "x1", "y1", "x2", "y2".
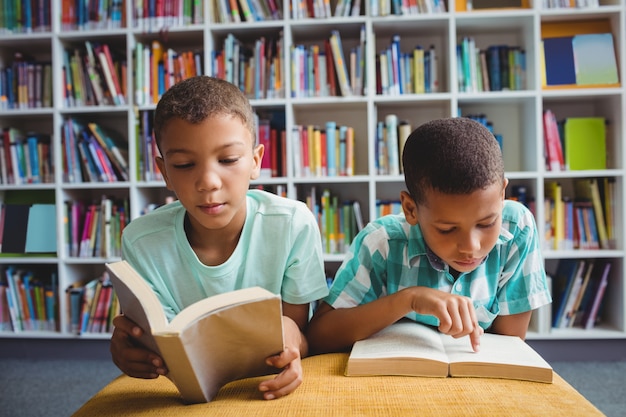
[
  {"x1": 213, "y1": 33, "x2": 283, "y2": 100},
  {"x1": 64, "y1": 196, "x2": 129, "y2": 259},
  {"x1": 551, "y1": 258, "x2": 610, "y2": 330},
  {"x1": 291, "y1": 122, "x2": 356, "y2": 178},
  {"x1": 136, "y1": 110, "x2": 163, "y2": 181},
  {"x1": 134, "y1": 41, "x2": 203, "y2": 106},
  {"x1": 256, "y1": 114, "x2": 287, "y2": 178},
  {"x1": 66, "y1": 273, "x2": 119, "y2": 335},
  {"x1": 0, "y1": 128, "x2": 53, "y2": 185},
  {"x1": 302, "y1": 188, "x2": 364, "y2": 255},
  {"x1": 370, "y1": 0, "x2": 446, "y2": 17},
  {"x1": 0, "y1": 266, "x2": 58, "y2": 332},
  {"x1": 0, "y1": 54, "x2": 52, "y2": 110},
  {"x1": 61, "y1": 118, "x2": 129, "y2": 183},
  {"x1": 377, "y1": 36, "x2": 439, "y2": 96},
  {"x1": 457, "y1": 40, "x2": 526, "y2": 93},
  {"x1": 544, "y1": 178, "x2": 616, "y2": 251},
  {"x1": 60, "y1": 0, "x2": 124, "y2": 31},
  {"x1": 542, "y1": 0, "x2": 600, "y2": 9},
  {"x1": 292, "y1": 28, "x2": 365, "y2": 98},
  {"x1": 0, "y1": 0, "x2": 51, "y2": 34},
  {"x1": 63, "y1": 41, "x2": 127, "y2": 107},
  {"x1": 543, "y1": 110, "x2": 607, "y2": 172},
  {"x1": 135, "y1": 0, "x2": 204, "y2": 29},
  {"x1": 375, "y1": 114, "x2": 411, "y2": 176},
  {"x1": 214, "y1": 0, "x2": 282, "y2": 23},
  {"x1": 290, "y1": 0, "x2": 358, "y2": 19},
  {"x1": 375, "y1": 199, "x2": 402, "y2": 218}
]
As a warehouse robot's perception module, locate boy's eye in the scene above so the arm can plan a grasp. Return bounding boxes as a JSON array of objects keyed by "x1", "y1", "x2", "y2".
[
  {"x1": 173, "y1": 163, "x2": 194, "y2": 169},
  {"x1": 478, "y1": 220, "x2": 497, "y2": 229},
  {"x1": 220, "y1": 157, "x2": 239, "y2": 164},
  {"x1": 437, "y1": 228, "x2": 455, "y2": 235}
]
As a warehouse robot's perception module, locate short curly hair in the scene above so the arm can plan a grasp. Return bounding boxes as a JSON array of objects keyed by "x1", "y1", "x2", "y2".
[
  {"x1": 402, "y1": 117, "x2": 504, "y2": 205},
  {"x1": 153, "y1": 76, "x2": 256, "y2": 150}
]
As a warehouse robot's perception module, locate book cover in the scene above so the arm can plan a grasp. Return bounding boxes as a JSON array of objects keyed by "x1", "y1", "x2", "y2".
[
  {"x1": 542, "y1": 36, "x2": 576, "y2": 86},
  {"x1": 106, "y1": 260, "x2": 285, "y2": 403},
  {"x1": 572, "y1": 33, "x2": 619, "y2": 86},
  {"x1": 563, "y1": 117, "x2": 606, "y2": 171},
  {"x1": 24, "y1": 204, "x2": 57, "y2": 253},
  {"x1": 346, "y1": 321, "x2": 553, "y2": 383},
  {"x1": 1, "y1": 204, "x2": 31, "y2": 253}
]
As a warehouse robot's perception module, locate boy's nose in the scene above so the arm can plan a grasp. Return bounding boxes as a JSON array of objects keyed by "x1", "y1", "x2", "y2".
[
  {"x1": 197, "y1": 169, "x2": 221, "y2": 191},
  {"x1": 458, "y1": 232, "x2": 480, "y2": 253}
]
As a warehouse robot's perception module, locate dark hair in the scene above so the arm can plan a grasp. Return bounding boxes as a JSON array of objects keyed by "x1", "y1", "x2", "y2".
[
  {"x1": 153, "y1": 76, "x2": 255, "y2": 150},
  {"x1": 402, "y1": 117, "x2": 504, "y2": 205}
]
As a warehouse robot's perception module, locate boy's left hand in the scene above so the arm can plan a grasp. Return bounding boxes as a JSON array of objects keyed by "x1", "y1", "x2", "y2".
[{"x1": 259, "y1": 346, "x2": 303, "y2": 400}]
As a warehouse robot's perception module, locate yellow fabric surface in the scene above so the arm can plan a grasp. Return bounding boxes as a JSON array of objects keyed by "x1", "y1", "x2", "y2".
[{"x1": 73, "y1": 353, "x2": 604, "y2": 417}]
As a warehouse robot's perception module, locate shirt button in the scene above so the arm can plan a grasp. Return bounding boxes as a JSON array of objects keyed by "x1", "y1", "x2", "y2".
[{"x1": 455, "y1": 282, "x2": 462, "y2": 292}]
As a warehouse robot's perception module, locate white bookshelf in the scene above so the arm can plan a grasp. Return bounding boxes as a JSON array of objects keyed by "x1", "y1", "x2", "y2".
[{"x1": 0, "y1": 0, "x2": 624, "y2": 342}]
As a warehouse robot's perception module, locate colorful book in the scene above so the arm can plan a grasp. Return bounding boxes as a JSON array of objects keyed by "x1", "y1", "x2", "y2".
[{"x1": 563, "y1": 117, "x2": 606, "y2": 171}]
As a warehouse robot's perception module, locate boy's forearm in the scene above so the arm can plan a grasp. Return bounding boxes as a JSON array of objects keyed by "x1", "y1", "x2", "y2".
[
  {"x1": 307, "y1": 291, "x2": 415, "y2": 354},
  {"x1": 283, "y1": 315, "x2": 308, "y2": 358}
]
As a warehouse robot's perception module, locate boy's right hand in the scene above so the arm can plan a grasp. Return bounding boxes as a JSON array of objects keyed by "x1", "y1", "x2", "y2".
[
  {"x1": 410, "y1": 287, "x2": 483, "y2": 352},
  {"x1": 110, "y1": 314, "x2": 168, "y2": 378}
]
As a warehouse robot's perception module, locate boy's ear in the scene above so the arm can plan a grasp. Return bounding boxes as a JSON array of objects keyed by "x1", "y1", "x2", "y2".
[
  {"x1": 155, "y1": 156, "x2": 174, "y2": 191},
  {"x1": 400, "y1": 191, "x2": 419, "y2": 225},
  {"x1": 250, "y1": 144, "x2": 264, "y2": 180}
]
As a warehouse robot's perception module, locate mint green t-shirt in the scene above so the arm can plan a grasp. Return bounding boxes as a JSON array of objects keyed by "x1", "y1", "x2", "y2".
[{"x1": 122, "y1": 189, "x2": 329, "y2": 320}]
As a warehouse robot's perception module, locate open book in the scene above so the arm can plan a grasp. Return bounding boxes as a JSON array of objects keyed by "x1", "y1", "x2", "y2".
[
  {"x1": 105, "y1": 260, "x2": 285, "y2": 403},
  {"x1": 345, "y1": 321, "x2": 552, "y2": 383}
]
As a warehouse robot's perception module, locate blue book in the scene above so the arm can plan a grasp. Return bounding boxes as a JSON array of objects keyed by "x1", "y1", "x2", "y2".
[
  {"x1": 552, "y1": 259, "x2": 584, "y2": 328},
  {"x1": 25, "y1": 204, "x2": 57, "y2": 253},
  {"x1": 543, "y1": 36, "x2": 576, "y2": 86}
]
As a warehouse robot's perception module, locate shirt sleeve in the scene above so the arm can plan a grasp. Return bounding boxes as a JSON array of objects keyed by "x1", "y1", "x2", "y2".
[{"x1": 497, "y1": 208, "x2": 552, "y2": 315}]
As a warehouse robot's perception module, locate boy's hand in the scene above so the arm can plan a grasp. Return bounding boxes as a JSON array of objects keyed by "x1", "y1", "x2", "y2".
[
  {"x1": 257, "y1": 317, "x2": 304, "y2": 400},
  {"x1": 110, "y1": 314, "x2": 168, "y2": 378},
  {"x1": 411, "y1": 287, "x2": 483, "y2": 352},
  {"x1": 259, "y1": 346, "x2": 303, "y2": 400}
]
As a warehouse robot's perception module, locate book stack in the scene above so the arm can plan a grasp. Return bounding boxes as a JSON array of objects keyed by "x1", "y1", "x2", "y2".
[
  {"x1": 0, "y1": 266, "x2": 58, "y2": 332},
  {"x1": 66, "y1": 273, "x2": 118, "y2": 335},
  {"x1": 303, "y1": 187, "x2": 363, "y2": 254},
  {"x1": 61, "y1": 119, "x2": 129, "y2": 183},
  {"x1": 551, "y1": 259, "x2": 611, "y2": 330},
  {"x1": 292, "y1": 122, "x2": 356, "y2": 178}
]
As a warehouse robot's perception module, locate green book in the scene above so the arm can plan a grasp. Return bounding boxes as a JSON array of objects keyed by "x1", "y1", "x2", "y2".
[{"x1": 563, "y1": 117, "x2": 606, "y2": 171}]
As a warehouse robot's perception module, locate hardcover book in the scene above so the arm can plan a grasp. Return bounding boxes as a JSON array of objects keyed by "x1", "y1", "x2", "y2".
[
  {"x1": 105, "y1": 260, "x2": 285, "y2": 403},
  {"x1": 345, "y1": 321, "x2": 553, "y2": 383}
]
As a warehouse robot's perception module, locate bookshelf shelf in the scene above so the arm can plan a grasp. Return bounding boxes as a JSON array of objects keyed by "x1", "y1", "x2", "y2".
[{"x1": 0, "y1": 1, "x2": 624, "y2": 343}]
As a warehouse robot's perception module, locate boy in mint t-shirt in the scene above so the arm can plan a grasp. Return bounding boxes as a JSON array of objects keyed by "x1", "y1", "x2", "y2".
[{"x1": 110, "y1": 76, "x2": 328, "y2": 400}]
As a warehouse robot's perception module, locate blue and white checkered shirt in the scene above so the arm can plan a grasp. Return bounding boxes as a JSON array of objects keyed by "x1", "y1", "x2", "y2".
[{"x1": 325, "y1": 200, "x2": 552, "y2": 329}]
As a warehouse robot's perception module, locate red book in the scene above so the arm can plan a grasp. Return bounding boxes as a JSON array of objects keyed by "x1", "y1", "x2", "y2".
[{"x1": 543, "y1": 109, "x2": 564, "y2": 172}]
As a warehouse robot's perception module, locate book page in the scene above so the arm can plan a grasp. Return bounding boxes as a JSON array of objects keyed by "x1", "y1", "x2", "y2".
[
  {"x1": 345, "y1": 321, "x2": 450, "y2": 377},
  {"x1": 350, "y1": 321, "x2": 448, "y2": 362},
  {"x1": 443, "y1": 333, "x2": 553, "y2": 383}
]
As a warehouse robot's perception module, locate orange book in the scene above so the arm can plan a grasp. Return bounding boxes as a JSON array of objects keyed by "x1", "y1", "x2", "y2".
[{"x1": 151, "y1": 40, "x2": 163, "y2": 103}]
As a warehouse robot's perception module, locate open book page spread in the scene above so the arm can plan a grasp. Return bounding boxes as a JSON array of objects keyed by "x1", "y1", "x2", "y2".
[
  {"x1": 346, "y1": 321, "x2": 449, "y2": 376},
  {"x1": 346, "y1": 321, "x2": 553, "y2": 383}
]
